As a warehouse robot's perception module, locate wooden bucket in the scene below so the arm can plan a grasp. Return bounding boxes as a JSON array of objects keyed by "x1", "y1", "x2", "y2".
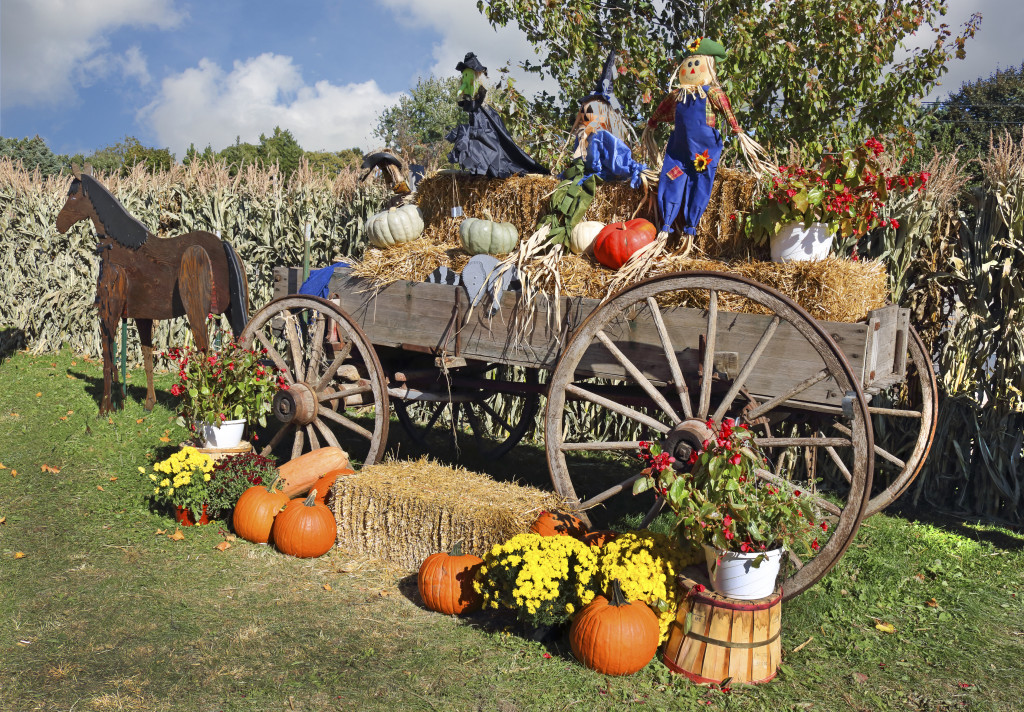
[
  {"x1": 662, "y1": 574, "x2": 782, "y2": 685},
  {"x1": 179, "y1": 440, "x2": 253, "y2": 463}
]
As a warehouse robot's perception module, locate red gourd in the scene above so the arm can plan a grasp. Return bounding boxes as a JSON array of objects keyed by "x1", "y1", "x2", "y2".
[
  {"x1": 232, "y1": 476, "x2": 290, "y2": 544},
  {"x1": 417, "y1": 542, "x2": 484, "y2": 615},
  {"x1": 271, "y1": 489, "x2": 337, "y2": 558},
  {"x1": 592, "y1": 219, "x2": 657, "y2": 270},
  {"x1": 570, "y1": 579, "x2": 660, "y2": 676}
]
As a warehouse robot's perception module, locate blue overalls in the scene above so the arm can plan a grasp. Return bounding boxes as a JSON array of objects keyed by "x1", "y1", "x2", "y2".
[{"x1": 656, "y1": 87, "x2": 723, "y2": 235}]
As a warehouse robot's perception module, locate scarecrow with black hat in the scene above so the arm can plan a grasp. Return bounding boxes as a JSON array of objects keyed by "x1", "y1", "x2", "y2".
[
  {"x1": 643, "y1": 37, "x2": 770, "y2": 244},
  {"x1": 446, "y1": 52, "x2": 548, "y2": 178}
]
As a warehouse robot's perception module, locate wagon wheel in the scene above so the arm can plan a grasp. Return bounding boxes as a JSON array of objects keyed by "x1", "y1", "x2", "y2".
[
  {"x1": 860, "y1": 326, "x2": 938, "y2": 517},
  {"x1": 392, "y1": 364, "x2": 540, "y2": 460},
  {"x1": 239, "y1": 295, "x2": 389, "y2": 467},
  {"x1": 545, "y1": 272, "x2": 873, "y2": 600}
]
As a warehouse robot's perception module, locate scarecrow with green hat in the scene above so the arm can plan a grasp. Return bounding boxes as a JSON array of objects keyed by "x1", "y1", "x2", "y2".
[{"x1": 643, "y1": 37, "x2": 769, "y2": 248}]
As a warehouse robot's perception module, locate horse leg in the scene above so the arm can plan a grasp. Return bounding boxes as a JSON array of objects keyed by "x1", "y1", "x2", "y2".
[
  {"x1": 136, "y1": 318, "x2": 157, "y2": 411},
  {"x1": 96, "y1": 264, "x2": 128, "y2": 414},
  {"x1": 179, "y1": 245, "x2": 214, "y2": 352}
]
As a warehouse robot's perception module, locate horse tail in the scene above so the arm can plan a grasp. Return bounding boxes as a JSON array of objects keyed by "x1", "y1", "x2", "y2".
[{"x1": 221, "y1": 240, "x2": 250, "y2": 338}]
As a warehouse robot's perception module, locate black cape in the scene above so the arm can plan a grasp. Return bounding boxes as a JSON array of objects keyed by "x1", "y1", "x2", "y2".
[{"x1": 446, "y1": 89, "x2": 547, "y2": 178}]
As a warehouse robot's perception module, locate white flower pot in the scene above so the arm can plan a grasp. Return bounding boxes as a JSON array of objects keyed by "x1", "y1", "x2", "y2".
[
  {"x1": 199, "y1": 419, "x2": 246, "y2": 449},
  {"x1": 770, "y1": 222, "x2": 833, "y2": 262},
  {"x1": 703, "y1": 544, "x2": 784, "y2": 600}
]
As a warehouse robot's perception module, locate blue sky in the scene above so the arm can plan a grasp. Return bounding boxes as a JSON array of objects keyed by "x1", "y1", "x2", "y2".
[{"x1": 1, "y1": 0, "x2": 1021, "y2": 161}]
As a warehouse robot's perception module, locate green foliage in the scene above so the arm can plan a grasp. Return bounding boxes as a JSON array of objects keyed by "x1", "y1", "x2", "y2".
[
  {"x1": 305, "y1": 147, "x2": 364, "y2": 174},
  {"x1": 85, "y1": 136, "x2": 174, "y2": 176},
  {"x1": 374, "y1": 76, "x2": 463, "y2": 169},
  {"x1": 478, "y1": 0, "x2": 981, "y2": 167},
  {"x1": 216, "y1": 137, "x2": 260, "y2": 175},
  {"x1": 207, "y1": 451, "x2": 278, "y2": 518},
  {"x1": 0, "y1": 135, "x2": 69, "y2": 175},
  {"x1": 142, "y1": 446, "x2": 216, "y2": 520},
  {"x1": 183, "y1": 143, "x2": 217, "y2": 168},
  {"x1": 258, "y1": 126, "x2": 303, "y2": 179}
]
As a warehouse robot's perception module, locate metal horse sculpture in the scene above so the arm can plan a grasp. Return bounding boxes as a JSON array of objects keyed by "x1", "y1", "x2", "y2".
[{"x1": 56, "y1": 167, "x2": 250, "y2": 413}]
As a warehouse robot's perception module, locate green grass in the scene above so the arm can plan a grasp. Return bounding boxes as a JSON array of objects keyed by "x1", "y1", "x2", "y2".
[{"x1": 1, "y1": 349, "x2": 1022, "y2": 711}]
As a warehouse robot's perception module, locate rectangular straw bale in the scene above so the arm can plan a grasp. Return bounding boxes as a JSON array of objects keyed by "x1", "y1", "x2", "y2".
[{"x1": 334, "y1": 457, "x2": 563, "y2": 570}]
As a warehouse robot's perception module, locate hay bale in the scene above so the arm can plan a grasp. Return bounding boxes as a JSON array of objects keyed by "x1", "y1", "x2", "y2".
[{"x1": 333, "y1": 457, "x2": 563, "y2": 570}]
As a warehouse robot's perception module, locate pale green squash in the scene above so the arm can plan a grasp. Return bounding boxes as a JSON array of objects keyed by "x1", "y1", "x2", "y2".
[
  {"x1": 459, "y1": 216, "x2": 519, "y2": 255},
  {"x1": 366, "y1": 204, "x2": 424, "y2": 249}
]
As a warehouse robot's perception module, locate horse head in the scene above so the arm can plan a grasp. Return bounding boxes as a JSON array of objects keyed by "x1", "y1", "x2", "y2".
[{"x1": 56, "y1": 163, "x2": 93, "y2": 234}]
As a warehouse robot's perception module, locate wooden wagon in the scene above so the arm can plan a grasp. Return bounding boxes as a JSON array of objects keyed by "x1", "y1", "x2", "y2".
[{"x1": 240, "y1": 264, "x2": 937, "y2": 600}]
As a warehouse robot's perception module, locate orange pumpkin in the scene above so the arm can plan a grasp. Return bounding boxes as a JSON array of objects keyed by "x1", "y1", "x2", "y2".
[
  {"x1": 232, "y1": 476, "x2": 290, "y2": 544},
  {"x1": 271, "y1": 489, "x2": 337, "y2": 558},
  {"x1": 592, "y1": 219, "x2": 657, "y2": 270},
  {"x1": 582, "y1": 530, "x2": 618, "y2": 548},
  {"x1": 417, "y1": 542, "x2": 483, "y2": 615},
  {"x1": 529, "y1": 510, "x2": 588, "y2": 539},
  {"x1": 570, "y1": 579, "x2": 660, "y2": 675},
  {"x1": 312, "y1": 467, "x2": 353, "y2": 506}
]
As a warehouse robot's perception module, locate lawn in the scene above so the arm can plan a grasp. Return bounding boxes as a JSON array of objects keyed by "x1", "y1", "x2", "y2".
[{"x1": 1, "y1": 349, "x2": 1022, "y2": 711}]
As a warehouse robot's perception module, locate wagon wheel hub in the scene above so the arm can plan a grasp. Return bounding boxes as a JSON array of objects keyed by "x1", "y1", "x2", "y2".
[
  {"x1": 661, "y1": 419, "x2": 715, "y2": 472},
  {"x1": 272, "y1": 383, "x2": 318, "y2": 425}
]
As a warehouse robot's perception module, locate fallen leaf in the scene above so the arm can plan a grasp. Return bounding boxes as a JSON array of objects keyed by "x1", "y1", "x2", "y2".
[
  {"x1": 159, "y1": 436, "x2": 170, "y2": 443},
  {"x1": 0, "y1": 517, "x2": 6, "y2": 525},
  {"x1": 71, "y1": 361, "x2": 76, "y2": 366},
  {"x1": 35, "y1": 392, "x2": 42, "y2": 397},
  {"x1": 875, "y1": 622, "x2": 895, "y2": 634},
  {"x1": 40, "y1": 464, "x2": 60, "y2": 474},
  {"x1": 323, "y1": 583, "x2": 332, "y2": 591},
  {"x1": 926, "y1": 597, "x2": 938, "y2": 607},
  {"x1": 168, "y1": 529, "x2": 185, "y2": 541},
  {"x1": 215, "y1": 541, "x2": 231, "y2": 552},
  {"x1": 59, "y1": 416, "x2": 68, "y2": 421},
  {"x1": 378, "y1": 590, "x2": 391, "y2": 598},
  {"x1": 96, "y1": 485, "x2": 104, "y2": 491},
  {"x1": 154, "y1": 529, "x2": 166, "y2": 535},
  {"x1": 792, "y1": 636, "x2": 814, "y2": 653},
  {"x1": 10, "y1": 413, "x2": 19, "y2": 417},
  {"x1": 136, "y1": 418, "x2": 145, "y2": 424},
  {"x1": 11, "y1": 470, "x2": 17, "y2": 477},
  {"x1": 0, "y1": 463, "x2": 6, "y2": 469},
  {"x1": 67, "y1": 411, "x2": 73, "y2": 415},
  {"x1": 853, "y1": 672, "x2": 868, "y2": 684},
  {"x1": 66, "y1": 375, "x2": 76, "y2": 380},
  {"x1": 14, "y1": 552, "x2": 25, "y2": 559},
  {"x1": 109, "y1": 476, "x2": 117, "y2": 482},
  {"x1": 222, "y1": 533, "x2": 236, "y2": 542}
]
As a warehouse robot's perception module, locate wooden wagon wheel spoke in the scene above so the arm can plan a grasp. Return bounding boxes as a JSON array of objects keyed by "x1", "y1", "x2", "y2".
[
  {"x1": 240, "y1": 295, "x2": 389, "y2": 467},
  {"x1": 825, "y1": 445, "x2": 853, "y2": 484},
  {"x1": 478, "y1": 400, "x2": 514, "y2": 434},
  {"x1": 832, "y1": 422, "x2": 905, "y2": 467},
  {"x1": 596, "y1": 329, "x2": 682, "y2": 425},
  {"x1": 462, "y1": 403, "x2": 486, "y2": 450},
  {"x1": 253, "y1": 331, "x2": 292, "y2": 384},
  {"x1": 697, "y1": 289, "x2": 718, "y2": 419},
  {"x1": 711, "y1": 316, "x2": 780, "y2": 424},
  {"x1": 646, "y1": 296, "x2": 693, "y2": 419},
  {"x1": 319, "y1": 406, "x2": 373, "y2": 440},
  {"x1": 565, "y1": 383, "x2": 670, "y2": 434},
  {"x1": 545, "y1": 272, "x2": 873, "y2": 601}
]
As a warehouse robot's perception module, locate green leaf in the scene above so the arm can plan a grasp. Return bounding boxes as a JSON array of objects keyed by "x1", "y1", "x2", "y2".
[{"x1": 633, "y1": 477, "x2": 653, "y2": 495}]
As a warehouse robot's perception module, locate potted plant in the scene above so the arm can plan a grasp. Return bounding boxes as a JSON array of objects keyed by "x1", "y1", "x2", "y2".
[
  {"x1": 744, "y1": 138, "x2": 929, "y2": 262},
  {"x1": 165, "y1": 337, "x2": 283, "y2": 449},
  {"x1": 206, "y1": 451, "x2": 278, "y2": 522},
  {"x1": 143, "y1": 447, "x2": 217, "y2": 525},
  {"x1": 633, "y1": 420, "x2": 824, "y2": 599}
]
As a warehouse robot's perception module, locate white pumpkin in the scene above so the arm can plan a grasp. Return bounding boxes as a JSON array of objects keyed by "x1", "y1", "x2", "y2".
[
  {"x1": 569, "y1": 220, "x2": 605, "y2": 256},
  {"x1": 366, "y1": 204, "x2": 425, "y2": 249}
]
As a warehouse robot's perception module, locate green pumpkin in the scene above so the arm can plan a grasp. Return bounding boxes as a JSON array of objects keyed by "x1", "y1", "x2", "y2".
[
  {"x1": 366, "y1": 204, "x2": 424, "y2": 249},
  {"x1": 459, "y1": 216, "x2": 519, "y2": 255}
]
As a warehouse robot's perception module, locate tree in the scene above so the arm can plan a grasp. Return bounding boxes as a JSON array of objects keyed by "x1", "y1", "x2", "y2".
[
  {"x1": 920, "y1": 62, "x2": 1024, "y2": 183},
  {"x1": 305, "y1": 148, "x2": 364, "y2": 174},
  {"x1": 477, "y1": 0, "x2": 981, "y2": 167},
  {"x1": 216, "y1": 137, "x2": 260, "y2": 176},
  {"x1": 0, "y1": 135, "x2": 69, "y2": 175},
  {"x1": 258, "y1": 127, "x2": 303, "y2": 178},
  {"x1": 374, "y1": 76, "x2": 464, "y2": 169},
  {"x1": 84, "y1": 136, "x2": 173, "y2": 176},
  {"x1": 183, "y1": 143, "x2": 217, "y2": 168}
]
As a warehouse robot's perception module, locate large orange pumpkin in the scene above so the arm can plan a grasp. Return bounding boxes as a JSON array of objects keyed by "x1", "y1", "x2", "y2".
[
  {"x1": 271, "y1": 489, "x2": 337, "y2": 558},
  {"x1": 417, "y1": 542, "x2": 483, "y2": 615},
  {"x1": 311, "y1": 467, "x2": 354, "y2": 506},
  {"x1": 570, "y1": 579, "x2": 660, "y2": 676},
  {"x1": 232, "y1": 476, "x2": 290, "y2": 544},
  {"x1": 582, "y1": 530, "x2": 618, "y2": 548},
  {"x1": 529, "y1": 510, "x2": 588, "y2": 539},
  {"x1": 277, "y1": 447, "x2": 350, "y2": 497},
  {"x1": 592, "y1": 219, "x2": 657, "y2": 270}
]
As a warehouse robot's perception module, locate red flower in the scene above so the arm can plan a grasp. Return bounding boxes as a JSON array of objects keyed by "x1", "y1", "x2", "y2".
[
  {"x1": 170, "y1": 384, "x2": 182, "y2": 396},
  {"x1": 740, "y1": 542, "x2": 751, "y2": 552},
  {"x1": 821, "y1": 521, "x2": 829, "y2": 532},
  {"x1": 724, "y1": 529, "x2": 734, "y2": 540},
  {"x1": 687, "y1": 450, "x2": 699, "y2": 465},
  {"x1": 793, "y1": 490, "x2": 801, "y2": 497},
  {"x1": 692, "y1": 584, "x2": 705, "y2": 593},
  {"x1": 723, "y1": 515, "x2": 732, "y2": 527},
  {"x1": 811, "y1": 539, "x2": 820, "y2": 551},
  {"x1": 728, "y1": 453, "x2": 742, "y2": 466}
]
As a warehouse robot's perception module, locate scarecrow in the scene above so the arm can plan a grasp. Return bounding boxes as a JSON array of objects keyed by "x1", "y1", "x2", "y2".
[
  {"x1": 644, "y1": 37, "x2": 770, "y2": 245},
  {"x1": 446, "y1": 52, "x2": 548, "y2": 178}
]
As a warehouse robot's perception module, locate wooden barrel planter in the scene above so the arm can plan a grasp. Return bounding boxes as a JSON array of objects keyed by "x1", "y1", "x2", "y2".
[
  {"x1": 179, "y1": 440, "x2": 253, "y2": 463},
  {"x1": 663, "y1": 574, "x2": 782, "y2": 685}
]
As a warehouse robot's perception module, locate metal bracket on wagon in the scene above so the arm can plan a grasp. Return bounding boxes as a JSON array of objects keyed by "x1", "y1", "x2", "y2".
[{"x1": 842, "y1": 391, "x2": 857, "y2": 419}]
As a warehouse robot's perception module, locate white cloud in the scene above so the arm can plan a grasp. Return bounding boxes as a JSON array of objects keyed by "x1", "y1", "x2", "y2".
[
  {"x1": 138, "y1": 53, "x2": 404, "y2": 157},
  {"x1": 0, "y1": 0, "x2": 181, "y2": 108}
]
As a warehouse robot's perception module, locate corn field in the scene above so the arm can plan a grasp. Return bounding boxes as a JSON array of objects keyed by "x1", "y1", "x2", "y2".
[{"x1": 0, "y1": 158, "x2": 386, "y2": 364}]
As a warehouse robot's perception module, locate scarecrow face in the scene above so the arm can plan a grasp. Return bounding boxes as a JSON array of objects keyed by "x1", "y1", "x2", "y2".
[
  {"x1": 679, "y1": 55, "x2": 713, "y2": 87},
  {"x1": 459, "y1": 68, "x2": 482, "y2": 99}
]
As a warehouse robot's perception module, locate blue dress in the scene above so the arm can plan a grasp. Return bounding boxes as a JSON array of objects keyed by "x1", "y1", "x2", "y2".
[{"x1": 656, "y1": 87, "x2": 723, "y2": 235}]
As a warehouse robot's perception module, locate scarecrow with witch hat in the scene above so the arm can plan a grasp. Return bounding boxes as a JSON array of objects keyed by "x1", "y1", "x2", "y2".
[
  {"x1": 643, "y1": 37, "x2": 770, "y2": 247},
  {"x1": 446, "y1": 52, "x2": 548, "y2": 178}
]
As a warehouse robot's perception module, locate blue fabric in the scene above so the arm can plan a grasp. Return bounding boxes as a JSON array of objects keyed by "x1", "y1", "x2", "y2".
[
  {"x1": 299, "y1": 262, "x2": 349, "y2": 298},
  {"x1": 656, "y1": 89, "x2": 723, "y2": 235},
  {"x1": 583, "y1": 130, "x2": 647, "y2": 188}
]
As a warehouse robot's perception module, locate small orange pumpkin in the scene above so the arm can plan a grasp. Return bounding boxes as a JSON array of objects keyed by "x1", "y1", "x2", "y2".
[
  {"x1": 592, "y1": 219, "x2": 657, "y2": 270},
  {"x1": 529, "y1": 510, "x2": 588, "y2": 539},
  {"x1": 418, "y1": 542, "x2": 483, "y2": 615},
  {"x1": 271, "y1": 489, "x2": 337, "y2": 558},
  {"x1": 570, "y1": 579, "x2": 660, "y2": 676},
  {"x1": 312, "y1": 467, "x2": 353, "y2": 506},
  {"x1": 582, "y1": 530, "x2": 618, "y2": 548},
  {"x1": 232, "y1": 476, "x2": 290, "y2": 544}
]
